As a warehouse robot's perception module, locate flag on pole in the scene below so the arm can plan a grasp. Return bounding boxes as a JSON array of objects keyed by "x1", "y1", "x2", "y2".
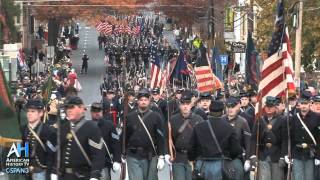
[
  {"x1": 194, "y1": 45, "x2": 216, "y2": 93},
  {"x1": 256, "y1": 0, "x2": 295, "y2": 114},
  {"x1": 170, "y1": 50, "x2": 190, "y2": 82},
  {"x1": 150, "y1": 43, "x2": 162, "y2": 89},
  {"x1": 245, "y1": 32, "x2": 260, "y2": 91}
]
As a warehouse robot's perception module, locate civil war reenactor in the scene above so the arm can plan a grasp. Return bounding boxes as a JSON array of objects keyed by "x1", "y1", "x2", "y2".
[
  {"x1": 288, "y1": 94, "x2": 298, "y2": 116},
  {"x1": 123, "y1": 88, "x2": 166, "y2": 180},
  {"x1": 101, "y1": 89, "x2": 121, "y2": 126},
  {"x1": 90, "y1": 102, "x2": 121, "y2": 180},
  {"x1": 275, "y1": 96, "x2": 286, "y2": 116},
  {"x1": 167, "y1": 88, "x2": 184, "y2": 116},
  {"x1": 197, "y1": 92, "x2": 212, "y2": 116},
  {"x1": 249, "y1": 96, "x2": 288, "y2": 180},
  {"x1": 312, "y1": 95, "x2": 320, "y2": 180},
  {"x1": 188, "y1": 100, "x2": 242, "y2": 180},
  {"x1": 190, "y1": 90, "x2": 207, "y2": 120},
  {"x1": 126, "y1": 90, "x2": 137, "y2": 113},
  {"x1": 289, "y1": 91, "x2": 320, "y2": 180},
  {"x1": 81, "y1": 54, "x2": 89, "y2": 74},
  {"x1": 22, "y1": 99, "x2": 57, "y2": 180},
  {"x1": 222, "y1": 96, "x2": 251, "y2": 180},
  {"x1": 50, "y1": 96, "x2": 105, "y2": 180},
  {"x1": 151, "y1": 87, "x2": 167, "y2": 119},
  {"x1": 168, "y1": 90, "x2": 204, "y2": 180},
  {"x1": 238, "y1": 92, "x2": 255, "y2": 129}
]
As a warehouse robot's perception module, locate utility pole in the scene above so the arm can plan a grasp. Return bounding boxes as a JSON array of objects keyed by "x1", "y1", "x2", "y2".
[
  {"x1": 294, "y1": 1, "x2": 303, "y2": 94},
  {"x1": 248, "y1": 0, "x2": 254, "y2": 34}
]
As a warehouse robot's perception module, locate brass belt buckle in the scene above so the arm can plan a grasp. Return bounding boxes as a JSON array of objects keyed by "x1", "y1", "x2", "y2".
[
  {"x1": 266, "y1": 143, "x2": 272, "y2": 148},
  {"x1": 301, "y1": 143, "x2": 308, "y2": 149}
]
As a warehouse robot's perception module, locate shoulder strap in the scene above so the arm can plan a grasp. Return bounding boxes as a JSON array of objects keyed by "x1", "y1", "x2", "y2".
[
  {"x1": 297, "y1": 113, "x2": 317, "y2": 145},
  {"x1": 137, "y1": 113, "x2": 158, "y2": 156},
  {"x1": 206, "y1": 120, "x2": 224, "y2": 158},
  {"x1": 101, "y1": 138, "x2": 113, "y2": 163},
  {"x1": 28, "y1": 123, "x2": 46, "y2": 153},
  {"x1": 73, "y1": 118, "x2": 87, "y2": 133},
  {"x1": 70, "y1": 129, "x2": 92, "y2": 166}
]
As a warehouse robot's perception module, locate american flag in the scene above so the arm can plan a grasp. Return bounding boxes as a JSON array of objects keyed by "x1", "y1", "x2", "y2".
[
  {"x1": 102, "y1": 24, "x2": 113, "y2": 35},
  {"x1": 96, "y1": 21, "x2": 108, "y2": 32},
  {"x1": 194, "y1": 45, "x2": 216, "y2": 93},
  {"x1": 125, "y1": 26, "x2": 132, "y2": 35},
  {"x1": 150, "y1": 42, "x2": 162, "y2": 89},
  {"x1": 133, "y1": 26, "x2": 141, "y2": 35},
  {"x1": 256, "y1": 0, "x2": 295, "y2": 114}
]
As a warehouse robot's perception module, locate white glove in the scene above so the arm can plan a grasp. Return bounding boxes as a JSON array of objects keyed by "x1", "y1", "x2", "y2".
[
  {"x1": 50, "y1": 174, "x2": 58, "y2": 180},
  {"x1": 164, "y1": 154, "x2": 172, "y2": 165},
  {"x1": 284, "y1": 155, "x2": 291, "y2": 164},
  {"x1": 244, "y1": 160, "x2": 251, "y2": 172},
  {"x1": 113, "y1": 162, "x2": 121, "y2": 171},
  {"x1": 89, "y1": 178, "x2": 98, "y2": 180},
  {"x1": 157, "y1": 156, "x2": 165, "y2": 170},
  {"x1": 315, "y1": 159, "x2": 320, "y2": 166}
]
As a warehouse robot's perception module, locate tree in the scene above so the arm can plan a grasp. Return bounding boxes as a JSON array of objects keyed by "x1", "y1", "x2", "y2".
[
  {"x1": 0, "y1": 0, "x2": 20, "y2": 48},
  {"x1": 254, "y1": 0, "x2": 320, "y2": 72}
]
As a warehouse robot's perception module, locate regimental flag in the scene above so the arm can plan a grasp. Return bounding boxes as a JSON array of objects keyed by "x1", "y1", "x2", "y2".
[
  {"x1": 170, "y1": 50, "x2": 190, "y2": 81},
  {"x1": 0, "y1": 62, "x2": 14, "y2": 115},
  {"x1": 133, "y1": 25, "x2": 141, "y2": 35},
  {"x1": 119, "y1": 24, "x2": 125, "y2": 34},
  {"x1": 256, "y1": 0, "x2": 295, "y2": 115},
  {"x1": 150, "y1": 42, "x2": 162, "y2": 89},
  {"x1": 194, "y1": 45, "x2": 216, "y2": 93},
  {"x1": 245, "y1": 32, "x2": 260, "y2": 91}
]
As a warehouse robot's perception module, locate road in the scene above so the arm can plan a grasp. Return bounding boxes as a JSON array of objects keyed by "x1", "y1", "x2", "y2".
[{"x1": 71, "y1": 23, "x2": 105, "y2": 115}]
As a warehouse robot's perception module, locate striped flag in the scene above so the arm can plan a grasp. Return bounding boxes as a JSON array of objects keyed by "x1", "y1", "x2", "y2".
[
  {"x1": 194, "y1": 45, "x2": 216, "y2": 93},
  {"x1": 102, "y1": 24, "x2": 113, "y2": 35},
  {"x1": 125, "y1": 26, "x2": 132, "y2": 35},
  {"x1": 256, "y1": 0, "x2": 295, "y2": 114},
  {"x1": 96, "y1": 21, "x2": 108, "y2": 32},
  {"x1": 150, "y1": 42, "x2": 162, "y2": 89}
]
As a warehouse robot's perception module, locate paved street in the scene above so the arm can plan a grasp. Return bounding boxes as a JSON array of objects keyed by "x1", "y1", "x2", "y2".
[{"x1": 71, "y1": 23, "x2": 105, "y2": 111}]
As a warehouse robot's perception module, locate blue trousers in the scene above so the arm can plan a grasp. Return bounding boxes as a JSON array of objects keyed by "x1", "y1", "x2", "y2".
[
  {"x1": 127, "y1": 156, "x2": 158, "y2": 180},
  {"x1": 292, "y1": 159, "x2": 314, "y2": 180},
  {"x1": 172, "y1": 162, "x2": 192, "y2": 180},
  {"x1": 195, "y1": 160, "x2": 222, "y2": 180}
]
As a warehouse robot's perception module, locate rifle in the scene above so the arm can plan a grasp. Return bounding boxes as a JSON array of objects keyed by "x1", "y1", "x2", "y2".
[{"x1": 120, "y1": 91, "x2": 129, "y2": 180}]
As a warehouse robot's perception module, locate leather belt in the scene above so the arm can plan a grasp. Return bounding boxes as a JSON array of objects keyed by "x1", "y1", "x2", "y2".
[
  {"x1": 265, "y1": 143, "x2": 272, "y2": 148},
  {"x1": 65, "y1": 168, "x2": 73, "y2": 174}
]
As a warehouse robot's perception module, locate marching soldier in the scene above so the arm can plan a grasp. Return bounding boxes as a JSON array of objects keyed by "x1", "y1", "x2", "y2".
[
  {"x1": 169, "y1": 90, "x2": 203, "y2": 180},
  {"x1": 312, "y1": 95, "x2": 320, "y2": 180},
  {"x1": 90, "y1": 102, "x2": 121, "y2": 180},
  {"x1": 197, "y1": 92, "x2": 212, "y2": 116},
  {"x1": 151, "y1": 87, "x2": 167, "y2": 120},
  {"x1": 249, "y1": 96, "x2": 288, "y2": 180},
  {"x1": 51, "y1": 96, "x2": 105, "y2": 180},
  {"x1": 22, "y1": 99, "x2": 56, "y2": 180},
  {"x1": 188, "y1": 100, "x2": 242, "y2": 180},
  {"x1": 222, "y1": 97, "x2": 251, "y2": 180},
  {"x1": 124, "y1": 88, "x2": 166, "y2": 180},
  {"x1": 239, "y1": 92, "x2": 251, "y2": 113},
  {"x1": 190, "y1": 90, "x2": 207, "y2": 120},
  {"x1": 101, "y1": 89, "x2": 121, "y2": 126},
  {"x1": 290, "y1": 91, "x2": 320, "y2": 180},
  {"x1": 167, "y1": 88, "x2": 183, "y2": 116},
  {"x1": 81, "y1": 54, "x2": 89, "y2": 74},
  {"x1": 239, "y1": 92, "x2": 255, "y2": 130}
]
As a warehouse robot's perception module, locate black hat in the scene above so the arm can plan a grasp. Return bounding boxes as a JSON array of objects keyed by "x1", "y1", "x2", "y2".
[
  {"x1": 209, "y1": 100, "x2": 225, "y2": 112},
  {"x1": 265, "y1": 96, "x2": 277, "y2": 107},
  {"x1": 25, "y1": 99, "x2": 44, "y2": 109},
  {"x1": 226, "y1": 97, "x2": 239, "y2": 108},
  {"x1": 137, "y1": 88, "x2": 150, "y2": 99},
  {"x1": 91, "y1": 102, "x2": 103, "y2": 112},
  {"x1": 200, "y1": 92, "x2": 211, "y2": 100},
  {"x1": 64, "y1": 96, "x2": 84, "y2": 108},
  {"x1": 248, "y1": 90, "x2": 257, "y2": 97},
  {"x1": 180, "y1": 90, "x2": 193, "y2": 103},
  {"x1": 275, "y1": 96, "x2": 283, "y2": 105},
  {"x1": 107, "y1": 89, "x2": 115, "y2": 94},
  {"x1": 299, "y1": 91, "x2": 312, "y2": 102},
  {"x1": 239, "y1": 91, "x2": 250, "y2": 98},
  {"x1": 152, "y1": 87, "x2": 160, "y2": 94},
  {"x1": 288, "y1": 94, "x2": 296, "y2": 100},
  {"x1": 127, "y1": 90, "x2": 136, "y2": 97},
  {"x1": 191, "y1": 90, "x2": 199, "y2": 97},
  {"x1": 313, "y1": 95, "x2": 320, "y2": 102}
]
